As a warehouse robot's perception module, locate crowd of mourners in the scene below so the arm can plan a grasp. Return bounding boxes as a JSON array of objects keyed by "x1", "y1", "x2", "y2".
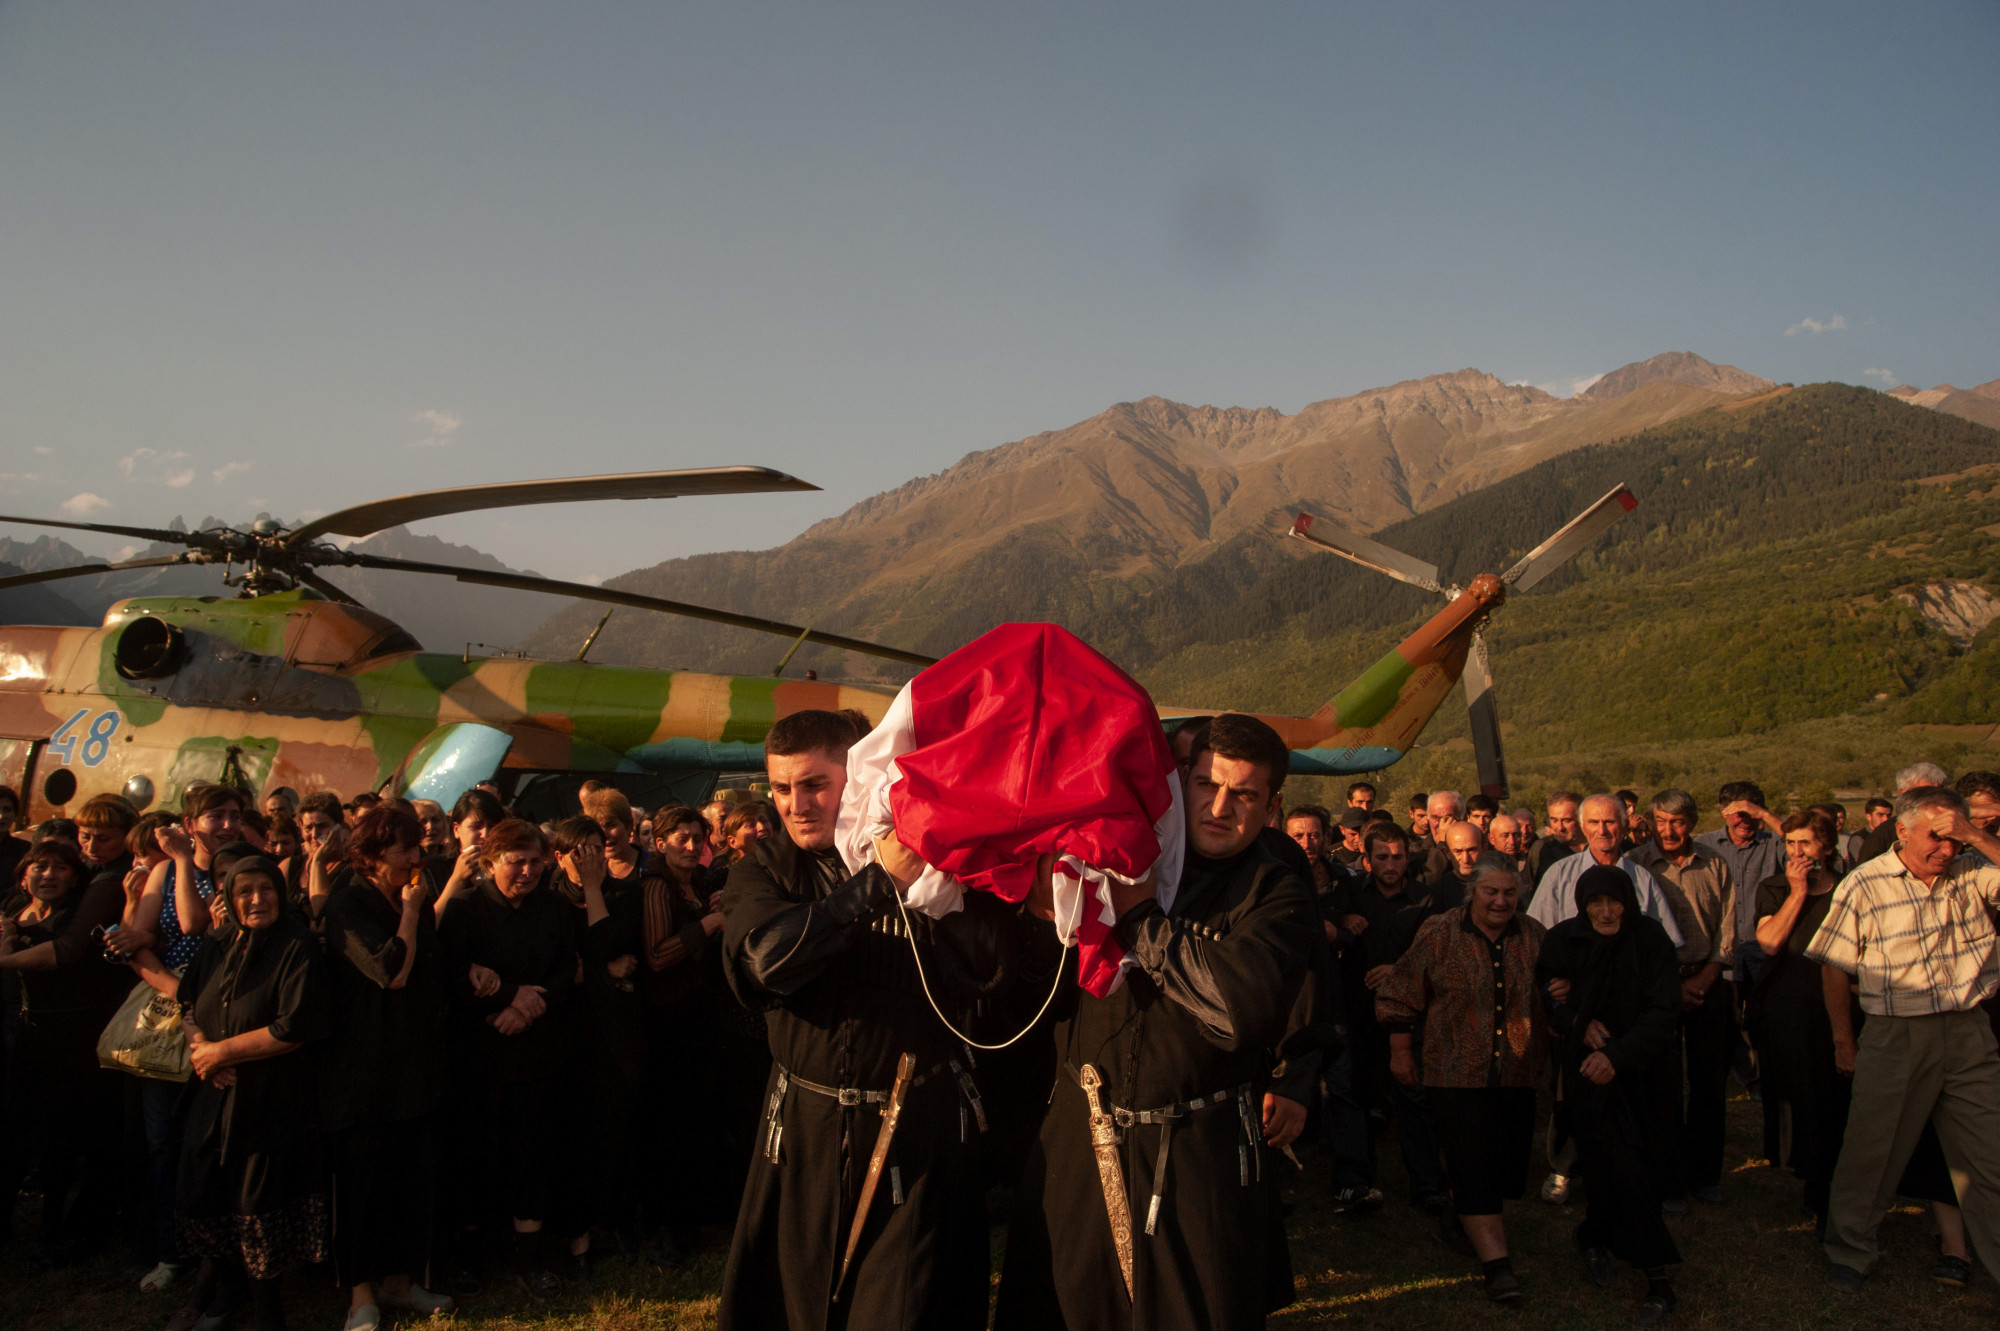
[{"x1": 2, "y1": 716, "x2": 1999, "y2": 1331}]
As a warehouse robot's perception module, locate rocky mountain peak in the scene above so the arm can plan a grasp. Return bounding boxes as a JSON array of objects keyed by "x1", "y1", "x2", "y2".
[{"x1": 1579, "y1": 351, "x2": 1775, "y2": 402}]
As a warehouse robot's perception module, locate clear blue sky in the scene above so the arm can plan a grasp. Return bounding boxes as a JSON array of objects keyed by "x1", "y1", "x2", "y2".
[{"x1": 2, "y1": 1, "x2": 1994, "y2": 583}]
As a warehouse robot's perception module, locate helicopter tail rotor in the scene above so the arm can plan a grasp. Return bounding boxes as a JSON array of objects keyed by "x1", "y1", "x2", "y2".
[{"x1": 1284, "y1": 485, "x2": 1639, "y2": 800}]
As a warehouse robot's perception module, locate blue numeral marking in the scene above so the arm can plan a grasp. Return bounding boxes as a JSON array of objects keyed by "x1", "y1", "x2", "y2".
[
  {"x1": 81, "y1": 711, "x2": 120, "y2": 767},
  {"x1": 47, "y1": 709, "x2": 88, "y2": 765}
]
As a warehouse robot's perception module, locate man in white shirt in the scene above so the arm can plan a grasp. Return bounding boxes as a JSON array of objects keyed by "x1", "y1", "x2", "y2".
[
  {"x1": 1808, "y1": 787, "x2": 2000, "y2": 1293},
  {"x1": 1526, "y1": 794, "x2": 1684, "y2": 947}
]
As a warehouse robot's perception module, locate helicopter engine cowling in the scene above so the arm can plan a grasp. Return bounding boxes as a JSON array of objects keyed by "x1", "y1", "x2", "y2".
[{"x1": 113, "y1": 616, "x2": 187, "y2": 680}]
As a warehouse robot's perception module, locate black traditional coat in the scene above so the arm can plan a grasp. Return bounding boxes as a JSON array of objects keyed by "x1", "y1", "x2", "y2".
[
  {"x1": 995, "y1": 838, "x2": 1320, "y2": 1331},
  {"x1": 718, "y1": 828, "x2": 1058, "y2": 1331}
]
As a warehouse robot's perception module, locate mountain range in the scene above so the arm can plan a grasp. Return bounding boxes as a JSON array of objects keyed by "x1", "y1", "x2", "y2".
[
  {"x1": 519, "y1": 350, "x2": 1783, "y2": 674},
  {"x1": 1888, "y1": 377, "x2": 2000, "y2": 433}
]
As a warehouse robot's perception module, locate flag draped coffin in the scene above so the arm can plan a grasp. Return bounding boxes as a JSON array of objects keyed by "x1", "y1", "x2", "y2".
[{"x1": 836, "y1": 622, "x2": 1183, "y2": 996}]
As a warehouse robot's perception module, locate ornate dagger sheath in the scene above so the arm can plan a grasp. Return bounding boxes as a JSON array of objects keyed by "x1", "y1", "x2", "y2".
[
  {"x1": 835, "y1": 1051, "x2": 917, "y2": 1300},
  {"x1": 1079, "y1": 1063, "x2": 1136, "y2": 1300}
]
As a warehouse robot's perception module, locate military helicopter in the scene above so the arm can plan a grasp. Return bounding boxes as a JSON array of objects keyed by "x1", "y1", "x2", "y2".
[{"x1": 0, "y1": 466, "x2": 1635, "y2": 824}]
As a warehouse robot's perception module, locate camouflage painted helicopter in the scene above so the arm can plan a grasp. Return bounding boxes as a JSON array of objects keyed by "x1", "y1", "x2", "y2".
[{"x1": 0, "y1": 467, "x2": 1635, "y2": 823}]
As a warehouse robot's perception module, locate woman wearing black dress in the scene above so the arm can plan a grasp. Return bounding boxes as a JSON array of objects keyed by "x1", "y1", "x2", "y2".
[
  {"x1": 548, "y1": 814, "x2": 649, "y2": 1275},
  {"x1": 1538, "y1": 864, "x2": 1684, "y2": 1327},
  {"x1": 318, "y1": 805, "x2": 455, "y2": 1331},
  {"x1": 437, "y1": 818, "x2": 577, "y2": 1301},
  {"x1": 176, "y1": 855, "x2": 332, "y2": 1331},
  {"x1": 635, "y1": 803, "x2": 732, "y2": 1252},
  {"x1": 0, "y1": 838, "x2": 130, "y2": 1264},
  {"x1": 1750, "y1": 810, "x2": 1970, "y2": 1278},
  {"x1": 1750, "y1": 810, "x2": 1848, "y2": 1227}
]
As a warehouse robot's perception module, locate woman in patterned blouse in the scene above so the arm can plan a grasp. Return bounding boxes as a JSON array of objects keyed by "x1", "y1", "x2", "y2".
[{"x1": 1376, "y1": 862, "x2": 1548, "y2": 1305}]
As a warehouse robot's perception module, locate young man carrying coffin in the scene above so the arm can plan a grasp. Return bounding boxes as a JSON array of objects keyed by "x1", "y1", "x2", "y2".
[
  {"x1": 996, "y1": 713, "x2": 1321, "y2": 1330},
  {"x1": 717, "y1": 709, "x2": 1056, "y2": 1331}
]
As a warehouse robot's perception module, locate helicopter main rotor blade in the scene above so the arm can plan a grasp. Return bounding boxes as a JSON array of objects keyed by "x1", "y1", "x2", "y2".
[
  {"x1": 293, "y1": 568, "x2": 366, "y2": 607},
  {"x1": 329, "y1": 551, "x2": 940, "y2": 668},
  {"x1": 1500, "y1": 484, "x2": 1638, "y2": 593},
  {"x1": 1287, "y1": 512, "x2": 1446, "y2": 596},
  {"x1": 283, "y1": 467, "x2": 821, "y2": 546},
  {"x1": 0, "y1": 554, "x2": 199, "y2": 593},
  {"x1": 0, "y1": 513, "x2": 213, "y2": 548},
  {"x1": 1463, "y1": 630, "x2": 1507, "y2": 801}
]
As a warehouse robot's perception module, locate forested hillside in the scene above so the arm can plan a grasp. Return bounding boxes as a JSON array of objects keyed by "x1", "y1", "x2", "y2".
[{"x1": 1140, "y1": 384, "x2": 2000, "y2": 809}]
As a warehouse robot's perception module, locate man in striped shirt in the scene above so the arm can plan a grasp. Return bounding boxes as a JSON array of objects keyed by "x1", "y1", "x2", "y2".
[{"x1": 1806, "y1": 786, "x2": 2000, "y2": 1292}]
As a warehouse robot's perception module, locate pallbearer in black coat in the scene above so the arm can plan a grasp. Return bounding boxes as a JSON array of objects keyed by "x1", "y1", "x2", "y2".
[
  {"x1": 996, "y1": 713, "x2": 1321, "y2": 1331},
  {"x1": 718, "y1": 710, "x2": 1057, "y2": 1331}
]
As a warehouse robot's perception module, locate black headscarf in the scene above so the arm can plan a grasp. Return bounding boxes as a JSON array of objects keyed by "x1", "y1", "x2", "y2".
[{"x1": 1537, "y1": 863, "x2": 1680, "y2": 1074}]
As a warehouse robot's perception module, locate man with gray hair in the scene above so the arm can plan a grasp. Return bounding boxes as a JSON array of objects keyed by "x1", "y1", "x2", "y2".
[
  {"x1": 1421, "y1": 790, "x2": 1467, "y2": 882},
  {"x1": 1630, "y1": 789, "x2": 1738, "y2": 1203},
  {"x1": 1848, "y1": 761, "x2": 1952, "y2": 867},
  {"x1": 1809, "y1": 786, "x2": 2000, "y2": 1293},
  {"x1": 1525, "y1": 795, "x2": 1684, "y2": 945}
]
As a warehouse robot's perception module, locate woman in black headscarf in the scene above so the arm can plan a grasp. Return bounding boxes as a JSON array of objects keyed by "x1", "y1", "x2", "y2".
[
  {"x1": 1537, "y1": 864, "x2": 1683, "y2": 1327},
  {"x1": 176, "y1": 854, "x2": 332, "y2": 1331}
]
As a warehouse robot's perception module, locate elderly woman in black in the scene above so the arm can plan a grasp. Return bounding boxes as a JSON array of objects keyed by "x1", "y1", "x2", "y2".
[
  {"x1": 437, "y1": 817, "x2": 577, "y2": 1301},
  {"x1": 318, "y1": 805, "x2": 455, "y2": 1331},
  {"x1": 1537, "y1": 864, "x2": 1683, "y2": 1327},
  {"x1": 0, "y1": 838, "x2": 130, "y2": 1264},
  {"x1": 176, "y1": 854, "x2": 331, "y2": 1331}
]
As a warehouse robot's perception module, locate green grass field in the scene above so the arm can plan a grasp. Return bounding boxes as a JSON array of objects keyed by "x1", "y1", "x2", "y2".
[{"x1": 4, "y1": 1092, "x2": 1992, "y2": 1330}]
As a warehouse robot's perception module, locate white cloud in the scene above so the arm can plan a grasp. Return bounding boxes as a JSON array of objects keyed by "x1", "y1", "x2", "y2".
[
  {"x1": 0, "y1": 472, "x2": 40, "y2": 485},
  {"x1": 59, "y1": 492, "x2": 111, "y2": 516},
  {"x1": 119, "y1": 447, "x2": 195, "y2": 488},
  {"x1": 1568, "y1": 373, "x2": 1603, "y2": 398},
  {"x1": 577, "y1": 574, "x2": 604, "y2": 586},
  {"x1": 1862, "y1": 368, "x2": 1898, "y2": 385},
  {"x1": 212, "y1": 460, "x2": 252, "y2": 484},
  {"x1": 113, "y1": 544, "x2": 141, "y2": 561},
  {"x1": 1785, "y1": 315, "x2": 1848, "y2": 336},
  {"x1": 407, "y1": 409, "x2": 463, "y2": 448},
  {"x1": 32, "y1": 446, "x2": 51, "y2": 456}
]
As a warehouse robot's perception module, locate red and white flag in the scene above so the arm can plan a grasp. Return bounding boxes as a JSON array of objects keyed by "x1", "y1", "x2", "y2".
[{"x1": 837, "y1": 622, "x2": 1183, "y2": 996}]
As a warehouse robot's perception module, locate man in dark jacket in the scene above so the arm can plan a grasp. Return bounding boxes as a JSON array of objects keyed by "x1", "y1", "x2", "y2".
[
  {"x1": 997, "y1": 713, "x2": 1320, "y2": 1330},
  {"x1": 719, "y1": 710, "x2": 1053, "y2": 1331}
]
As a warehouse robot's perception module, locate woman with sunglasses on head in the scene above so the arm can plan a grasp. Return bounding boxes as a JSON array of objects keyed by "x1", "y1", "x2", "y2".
[{"x1": 175, "y1": 855, "x2": 332, "y2": 1331}]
